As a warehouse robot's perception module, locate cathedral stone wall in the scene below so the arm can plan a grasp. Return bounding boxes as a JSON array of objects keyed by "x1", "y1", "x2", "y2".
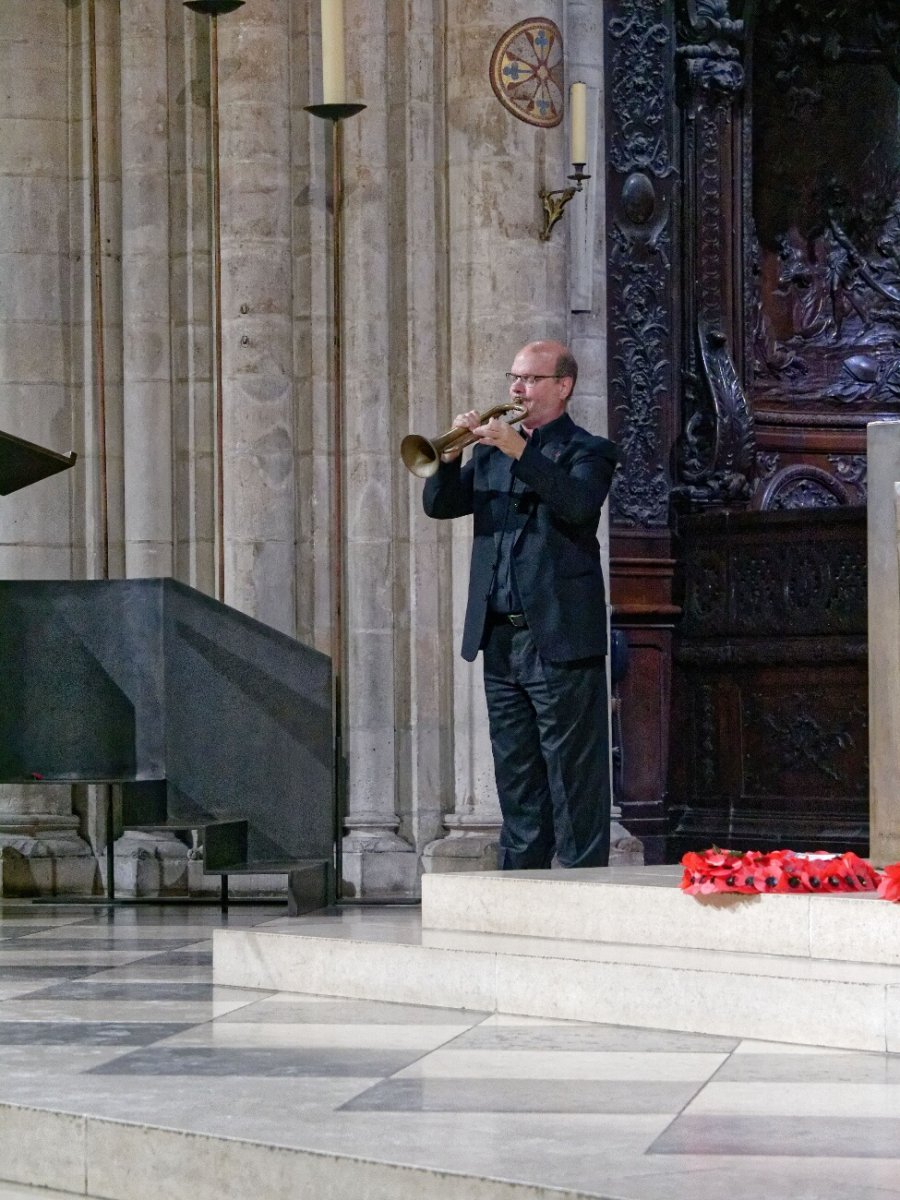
[{"x1": 0, "y1": 0, "x2": 607, "y2": 897}]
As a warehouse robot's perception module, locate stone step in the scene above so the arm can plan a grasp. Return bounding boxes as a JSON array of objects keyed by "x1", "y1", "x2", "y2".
[
  {"x1": 421, "y1": 866, "x2": 900, "y2": 966},
  {"x1": 0, "y1": 1100, "x2": 597, "y2": 1200},
  {"x1": 213, "y1": 864, "x2": 900, "y2": 1052},
  {"x1": 213, "y1": 910, "x2": 900, "y2": 1053}
]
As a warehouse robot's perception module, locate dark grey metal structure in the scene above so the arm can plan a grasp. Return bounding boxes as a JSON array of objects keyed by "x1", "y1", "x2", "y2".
[{"x1": 0, "y1": 579, "x2": 335, "y2": 903}]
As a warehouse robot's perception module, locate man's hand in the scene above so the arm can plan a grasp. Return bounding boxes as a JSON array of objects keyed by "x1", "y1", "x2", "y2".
[
  {"x1": 474, "y1": 416, "x2": 526, "y2": 460},
  {"x1": 441, "y1": 410, "x2": 481, "y2": 462}
]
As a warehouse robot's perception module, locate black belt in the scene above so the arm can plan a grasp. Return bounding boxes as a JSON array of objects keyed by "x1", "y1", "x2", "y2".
[{"x1": 489, "y1": 612, "x2": 528, "y2": 628}]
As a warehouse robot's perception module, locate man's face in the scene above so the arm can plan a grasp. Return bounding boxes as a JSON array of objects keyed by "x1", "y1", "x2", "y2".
[{"x1": 508, "y1": 346, "x2": 572, "y2": 430}]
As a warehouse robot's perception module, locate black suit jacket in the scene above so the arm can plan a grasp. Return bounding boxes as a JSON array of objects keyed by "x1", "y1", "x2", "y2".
[{"x1": 423, "y1": 412, "x2": 619, "y2": 662}]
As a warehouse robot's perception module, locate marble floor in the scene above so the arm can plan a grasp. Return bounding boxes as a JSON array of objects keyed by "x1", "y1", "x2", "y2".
[{"x1": 1, "y1": 902, "x2": 899, "y2": 1200}]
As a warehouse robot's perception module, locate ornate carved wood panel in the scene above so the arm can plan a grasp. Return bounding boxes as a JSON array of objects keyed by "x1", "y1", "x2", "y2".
[
  {"x1": 605, "y1": 0, "x2": 680, "y2": 858},
  {"x1": 746, "y1": 0, "x2": 900, "y2": 510},
  {"x1": 606, "y1": 0, "x2": 897, "y2": 860},
  {"x1": 669, "y1": 508, "x2": 868, "y2": 855},
  {"x1": 674, "y1": 0, "x2": 756, "y2": 509},
  {"x1": 605, "y1": 0, "x2": 678, "y2": 533}
]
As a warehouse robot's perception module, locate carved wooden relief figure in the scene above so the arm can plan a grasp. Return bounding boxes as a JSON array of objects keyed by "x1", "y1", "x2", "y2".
[{"x1": 747, "y1": 0, "x2": 900, "y2": 510}]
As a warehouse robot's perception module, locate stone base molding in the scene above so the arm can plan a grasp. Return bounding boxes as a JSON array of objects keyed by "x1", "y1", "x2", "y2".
[
  {"x1": 100, "y1": 831, "x2": 192, "y2": 900},
  {"x1": 421, "y1": 814, "x2": 502, "y2": 874},
  {"x1": 0, "y1": 820, "x2": 96, "y2": 897},
  {"x1": 341, "y1": 817, "x2": 418, "y2": 899},
  {"x1": 424, "y1": 814, "x2": 645, "y2": 872},
  {"x1": 610, "y1": 819, "x2": 645, "y2": 866}
]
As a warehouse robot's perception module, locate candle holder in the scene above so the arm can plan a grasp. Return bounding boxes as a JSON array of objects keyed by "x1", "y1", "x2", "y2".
[
  {"x1": 305, "y1": 102, "x2": 367, "y2": 122},
  {"x1": 539, "y1": 164, "x2": 591, "y2": 242},
  {"x1": 184, "y1": 0, "x2": 244, "y2": 12},
  {"x1": 184, "y1": 0, "x2": 244, "y2": 13},
  {"x1": 305, "y1": 99, "x2": 366, "y2": 898}
]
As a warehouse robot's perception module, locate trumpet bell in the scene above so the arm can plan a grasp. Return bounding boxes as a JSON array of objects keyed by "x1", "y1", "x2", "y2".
[{"x1": 400, "y1": 433, "x2": 440, "y2": 478}]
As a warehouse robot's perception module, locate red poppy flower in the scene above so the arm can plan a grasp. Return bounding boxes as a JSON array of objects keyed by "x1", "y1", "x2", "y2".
[
  {"x1": 843, "y1": 853, "x2": 879, "y2": 891},
  {"x1": 797, "y1": 861, "x2": 827, "y2": 892},
  {"x1": 680, "y1": 849, "x2": 758, "y2": 894},
  {"x1": 681, "y1": 851, "x2": 710, "y2": 876},
  {"x1": 876, "y1": 862, "x2": 900, "y2": 903},
  {"x1": 751, "y1": 860, "x2": 796, "y2": 892},
  {"x1": 680, "y1": 849, "x2": 745, "y2": 893}
]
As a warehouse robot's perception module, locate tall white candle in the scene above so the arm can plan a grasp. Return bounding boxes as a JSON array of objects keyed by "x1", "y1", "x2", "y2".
[
  {"x1": 569, "y1": 82, "x2": 587, "y2": 165},
  {"x1": 321, "y1": 0, "x2": 346, "y2": 104}
]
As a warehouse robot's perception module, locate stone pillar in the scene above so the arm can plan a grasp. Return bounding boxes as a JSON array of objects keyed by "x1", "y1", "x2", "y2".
[
  {"x1": 0, "y1": 0, "x2": 95, "y2": 894},
  {"x1": 104, "y1": 0, "x2": 192, "y2": 895},
  {"x1": 291, "y1": 6, "x2": 330, "y2": 654},
  {"x1": 423, "y1": 0, "x2": 569, "y2": 872},
  {"x1": 218, "y1": 0, "x2": 296, "y2": 635},
  {"x1": 121, "y1": 0, "x2": 175, "y2": 579},
  {"x1": 171, "y1": 8, "x2": 216, "y2": 592},
  {"x1": 867, "y1": 421, "x2": 900, "y2": 865},
  {"x1": 0, "y1": 3, "x2": 74, "y2": 569},
  {"x1": 395, "y1": 0, "x2": 459, "y2": 867},
  {"x1": 339, "y1": 0, "x2": 417, "y2": 896}
]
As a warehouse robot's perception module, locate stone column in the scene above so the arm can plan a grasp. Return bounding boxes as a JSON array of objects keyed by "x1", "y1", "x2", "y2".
[
  {"x1": 108, "y1": 0, "x2": 191, "y2": 895},
  {"x1": 395, "y1": 0, "x2": 455, "y2": 864},
  {"x1": 218, "y1": 0, "x2": 296, "y2": 636},
  {"x1": 170, "y1": 8, "x2": 216, "y2": 592},
  {"x1": 339, "y1": 0, "x2": 417, "y2": 896},
  {"x1": 121, "y1": 0, "x2": 175, "y2": 579},
  {"x1": 0, "y1": 4, "x2": 77, "y2": 575},
  {"x1": 423, "y1": 0, "x2": 568, "y2": 872},
  {"x1": 290, "y1": 6, "x2": 330, "y2": 655},
  {"x1": 867, "y1": 422, "x2": 900, "y2": 865},
  {"x1": 0, "y1": 0, "x2": 96, "y2": 894}
]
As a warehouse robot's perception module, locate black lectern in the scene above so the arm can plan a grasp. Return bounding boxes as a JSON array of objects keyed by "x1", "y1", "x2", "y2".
[
  {"x1": 0, "y1": 429, "x2": 77, "y2": 496},
  {"x1": 0, "y1": 434, "x2": 334, "y2": 911}
]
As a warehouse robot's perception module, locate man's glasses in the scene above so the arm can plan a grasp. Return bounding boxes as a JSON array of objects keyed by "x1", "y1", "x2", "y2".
[{"x1": 504, "y1": 373, "x2": 560, "y2": 386}]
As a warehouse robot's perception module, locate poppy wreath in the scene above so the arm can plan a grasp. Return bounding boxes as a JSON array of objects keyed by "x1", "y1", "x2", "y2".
[{"x1": 680, "y1": 848, "x2": 883, "y2": 896}]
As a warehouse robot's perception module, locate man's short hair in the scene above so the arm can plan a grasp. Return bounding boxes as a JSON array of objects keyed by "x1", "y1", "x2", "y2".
[{"x1": 555, "y1": 350, "x2": 578, "y2": 391}]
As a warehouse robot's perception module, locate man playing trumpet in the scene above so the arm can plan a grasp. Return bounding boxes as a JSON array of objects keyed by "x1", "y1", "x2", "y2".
[{"x1": 422, "y1": 339, "x2": 619, "y2": 869}]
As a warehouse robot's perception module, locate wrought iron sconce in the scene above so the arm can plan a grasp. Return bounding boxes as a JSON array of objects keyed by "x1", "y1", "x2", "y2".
[
  {"x1": 539, "y1": 81, "x2": 591, "y2": 241},
  {"x1": 539, "y1": 165, "x2": 591, "y2": 241}
]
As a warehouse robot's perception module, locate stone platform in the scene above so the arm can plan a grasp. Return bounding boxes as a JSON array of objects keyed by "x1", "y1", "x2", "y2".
[
  {"x1": 2, "y1": 897, "x2": 900, "y2": 1200},
  {"x1": 214, "y1": 866, "x2": 900, "y2": 1052}
]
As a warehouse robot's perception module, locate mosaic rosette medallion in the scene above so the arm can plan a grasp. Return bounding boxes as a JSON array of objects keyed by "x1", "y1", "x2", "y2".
[{"x1": 489, "y1": 17, "x2": 564, "y2": 128}]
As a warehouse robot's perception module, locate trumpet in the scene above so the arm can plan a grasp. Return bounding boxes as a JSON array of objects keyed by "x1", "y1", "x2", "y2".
[{"x1": 400, "y1": 402, "x2": 527, "y2": 478}]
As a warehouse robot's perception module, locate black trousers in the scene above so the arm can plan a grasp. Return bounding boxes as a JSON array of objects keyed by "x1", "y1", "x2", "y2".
[{"x1": 482, "y1": 622, "x2": 611, "y2": 870}]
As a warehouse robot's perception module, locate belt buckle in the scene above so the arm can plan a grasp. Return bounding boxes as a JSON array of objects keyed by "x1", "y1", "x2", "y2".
[{"x1": 508, "y1": 612, "x2": 527, "y2": 628}]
